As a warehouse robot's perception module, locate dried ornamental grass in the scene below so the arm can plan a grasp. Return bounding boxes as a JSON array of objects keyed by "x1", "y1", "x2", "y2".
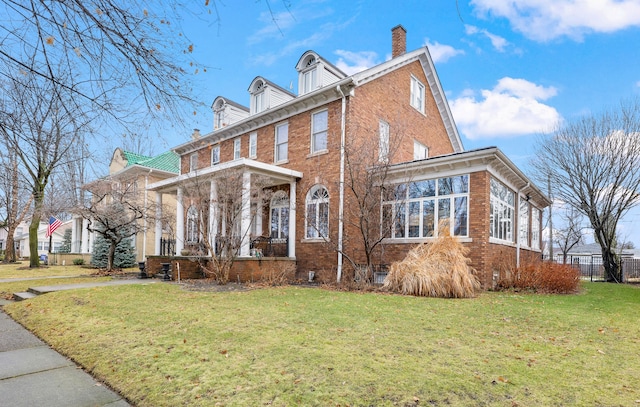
[{"x1": 383, "y1": 232, "x2": 480, "y2": 298}]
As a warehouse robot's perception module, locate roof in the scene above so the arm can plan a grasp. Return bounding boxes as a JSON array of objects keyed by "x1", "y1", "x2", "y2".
[{"x1": 122, "y1": 150, "x2": 180, "y2": 174}]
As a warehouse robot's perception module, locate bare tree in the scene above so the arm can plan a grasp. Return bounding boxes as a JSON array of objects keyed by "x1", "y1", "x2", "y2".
[
  {"x1": 78, "y1": 177, "x2": 152, "y2": 271},
  {"x1": 0, "y1": 73, "x2": 88, "y2": 267},
  {"x1": 533, "y1": 98, "x2": 640, "y2": 282},
  {"x1": 0, "y1": 149, "x2": 33, "y2": 262},
  {"x1": 554, "y1": 205, "x2": 585, "y2": 264},
  {"x1": 180, "y1": 168, "x2": 272, "y2": 284}
]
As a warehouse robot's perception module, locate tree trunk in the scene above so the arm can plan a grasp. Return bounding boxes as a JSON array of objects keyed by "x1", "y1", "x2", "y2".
[
  {"x1": 4, "y1": 230, "x2": 16, "y2": 263},
  {"x1": 107, "y1": 242, "x2": 116, "y2": 272},
  {"x1": 602, "y1": 248, "x2": 622, "y2": 283},
  {"x1": 28, "y1": 215, "x2": 41, "y2": 267}
]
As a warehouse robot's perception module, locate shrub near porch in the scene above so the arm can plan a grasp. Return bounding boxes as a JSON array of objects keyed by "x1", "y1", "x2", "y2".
[{"x1": 4, "y1": 282, "x2": 640, "y2": 406}]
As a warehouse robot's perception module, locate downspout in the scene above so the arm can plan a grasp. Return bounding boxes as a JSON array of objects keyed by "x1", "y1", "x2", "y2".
[
  {"x1": 142, "y1": 169, "x2": 153, "y2": 260},
  {"x1": 516, "y1": 182, "x2": 530, "y2": 268},
  {"x1": 336, "y1": 84, "x2": 347, "y2": 282}
]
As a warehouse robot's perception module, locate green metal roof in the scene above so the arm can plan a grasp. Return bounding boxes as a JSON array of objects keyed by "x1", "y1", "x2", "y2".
[{"x1": 123, "y1": 150, "x2": 179, "y2": 174}]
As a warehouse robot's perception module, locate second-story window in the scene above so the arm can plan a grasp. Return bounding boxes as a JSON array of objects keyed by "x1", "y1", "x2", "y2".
[
  {"x1": 414, "y1": 140, "x2": 428, "y2": 160},
  {"x1": 311, "y1": 110, "x2": 328, "y2": 154},
  {"x1": 275, "y1": 122, "x2": 288, "y2": 163},
  {"x1": 234, "y1": 138, "x2": 241, "y2": 160},
  {"x1": 410, "y1": 75, "x2": 425, "y2": 113},
  {"x1": 189, "y1": 153, "x2": 198, "y2": 172},
  {"x1": 211, "y1": 145, "x2": 220, "y2": 165},
  {"x1": 249, "y1": 132, "x2": 257, "y2": 159}
]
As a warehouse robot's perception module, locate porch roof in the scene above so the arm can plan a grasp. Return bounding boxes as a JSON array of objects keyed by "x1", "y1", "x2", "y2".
[{"x1": 146, "y1": 158, "x2": 303, "y2": 193}]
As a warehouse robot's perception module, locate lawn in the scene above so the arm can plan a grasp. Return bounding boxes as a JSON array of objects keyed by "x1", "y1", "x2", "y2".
[{"x1": 3, "y1": 282, "x2": 640, "y2": 406}]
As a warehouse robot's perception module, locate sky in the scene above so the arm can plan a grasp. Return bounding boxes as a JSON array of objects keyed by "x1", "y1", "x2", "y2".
[{"x1": 160, "y1": 0, "x2": 640, "y2": 246}]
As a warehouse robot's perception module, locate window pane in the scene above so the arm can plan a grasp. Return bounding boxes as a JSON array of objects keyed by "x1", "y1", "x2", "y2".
[
  {"x1": 319, "y1": 202, "x2": 329, "y2": 237},
  {"x1": 395, "y1": 203, "x2": 406, "y2": 238},
  {"x1": 312, "y1": 111, "x2": 328, "y2": 152},
  {"x1": 422, "y1": 200, "x2": 435, "y2": 237},
  {"x1": 306, "y1": 203, "x2": 317, "y2": 238},
  {"x1": 438, "y1": 198, "x2": 450, "y2": 234},
  {"x1": 454, "y1": 196, "x2": 468, "y2": 236},
  {"x1": 281, "y1": 208, "x2": 289, "y2": 238},
  {"x1": 271, "y1": 208, "x2": 280, "y2": 238},
  {"x1": 408, "y1": 201, "x2": 420, "y2": 237},
  {"x1": 409, "y1": 180, "x2": 436, "y2": 198}
]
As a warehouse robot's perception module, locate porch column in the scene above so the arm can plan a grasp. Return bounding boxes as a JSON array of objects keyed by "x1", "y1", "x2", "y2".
[
  {"x1": 288, "y1": 181, "x2": 296, "y2": 258},
  {"x1": 209, "y1": 180, "x2": 218, "y2": 256},
  {"x1": 80, "y1": 218, "x2": 89, "y2": 253},
  {"x1": 176, "y1": 187, "x2": 185, "y2": 254},
  {"x1": 239, "y1": 171, "x2": 251, "y2": 257},
  {"x1": 71, "y1": 216, "x2": 78, "y2": 253},
  {"x1": 154, "y1": 192, "x2": 162, "y2": 255}
]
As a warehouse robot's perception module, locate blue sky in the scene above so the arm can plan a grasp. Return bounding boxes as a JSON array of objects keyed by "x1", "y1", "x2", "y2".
[{"x1": 165, "y1": 0, "x2": 640, "y2": 246}]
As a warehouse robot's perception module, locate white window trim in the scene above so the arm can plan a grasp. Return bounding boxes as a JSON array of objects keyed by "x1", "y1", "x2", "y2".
[
  {"x1": 489, "y1": 178, "x2": 515, "y2": 243},
  {"x1": 311, "y1": 109, "x2": 328, "y2": 155},
  {"x1": 410, "y1": 75, "x2": 425, "y2": 114},
  {"x1": 233, "y1": 138, "x2": 241, "y2": 160},
  {"x1": 275, "y1": 122, "x2": 289, "y2": 163},
  {"x1": 519, "y1": 197, "x2": 530, "y2": 248},
  {"x1": 305, "y1": 185, "x2": 329, "y2": 240},
  {"x1": 189, "y1": 153, "x2": 198, "y2": 172},
  {"x1": 414, "y1": 140, "x2": 429, "y2": 160},
  {"x1": 249, "y1": 132, "x2": 257, "y2": 159},
  {"x1": 211, "y1": 145, "x2": 220, "y2": 165}
]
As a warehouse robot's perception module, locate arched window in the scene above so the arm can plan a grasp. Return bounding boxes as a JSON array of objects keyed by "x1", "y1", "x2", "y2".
[
  {"x1": 270, "y1": 191, "x2": 289, "y2": 240},
  {"x1": 186, "y1": 205, "x2": 199, "y2": 243},
  {"x1": 305, "y1": 185, "x2": 329, "y2": 239}
]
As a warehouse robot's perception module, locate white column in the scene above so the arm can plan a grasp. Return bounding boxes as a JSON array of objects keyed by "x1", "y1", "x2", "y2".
[
  {"x1": 239, "y1": 171, "x2": 251, "y2": 257},
  {"x1": 71, "y1": 216, "x2": 78, "y2": 253},
  {"x1": 176, "y1": 187, "x2": 185, "y2": 254},
  {"x1": 88, "y1": 229, "x2": 95, "y2": 253},
  {"x1": 81, "y1": 218, "x2": 89, "y2": 253},
  {"x1": 155, "y1": 192, "x2": 163, "y2": 255},
  {"x1": 288, "y1": 181, "x2": 296, "y2": 258},
  {"x1": 209, "y1": 180, "x2": 218, "y2": 256}
]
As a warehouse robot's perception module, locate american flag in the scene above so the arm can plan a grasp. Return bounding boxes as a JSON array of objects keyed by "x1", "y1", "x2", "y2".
[{"x1": 46, "y1": 216, "x2": 62, "y2": 238}]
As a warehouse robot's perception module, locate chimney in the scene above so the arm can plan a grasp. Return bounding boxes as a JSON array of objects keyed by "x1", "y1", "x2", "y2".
[
  {"x1": 391, "y1": 25, "x2": 407, "y2": 58},
  {"x1": 191, "y1": 128, "x2": 201, "y2": 140}
]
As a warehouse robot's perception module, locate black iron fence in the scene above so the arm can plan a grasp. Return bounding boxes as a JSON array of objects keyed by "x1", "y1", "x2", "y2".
[
  {"x1": 160, "y1": 238, "x2": 176, "y2": 256},
  {"x1": 545, "y1": 255, "x2": 640, "y2": 282}
]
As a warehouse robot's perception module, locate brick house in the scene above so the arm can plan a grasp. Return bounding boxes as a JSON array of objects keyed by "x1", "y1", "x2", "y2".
[{"x1": 147, "y1": 25, "x2": 550, "y2": 287}]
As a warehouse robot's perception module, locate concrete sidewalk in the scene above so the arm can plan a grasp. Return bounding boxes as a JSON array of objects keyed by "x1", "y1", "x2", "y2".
[
  {"x1": 0, "y1": 310, "x2": 130, "y2": 407},
  {"x1": 0, "y1": 278, "x2": 157, "y2": 406}
]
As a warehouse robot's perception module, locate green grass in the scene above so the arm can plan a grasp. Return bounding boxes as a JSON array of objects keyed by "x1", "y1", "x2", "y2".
[
  {"x1": 0, "y1": 262, "x2": 97, "y2": 279},
  {"x1": 3, "y1": 282, "x2": 640, "y2": 406}
]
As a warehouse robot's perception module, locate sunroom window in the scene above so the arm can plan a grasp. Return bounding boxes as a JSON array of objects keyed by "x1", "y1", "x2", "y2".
[{"x1": 490, "y1": 178, "x2": 515, "y2": 242}]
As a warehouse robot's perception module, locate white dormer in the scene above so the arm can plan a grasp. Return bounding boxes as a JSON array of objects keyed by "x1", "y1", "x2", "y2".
[
  {"x1": 248, "y1": 77, "x2": 295, "y2": 115},
  {"x1": 211, "y1": 97, "x2": 249, "y2": 130},
  {"x1": 295, "y1": 51, "x2": 347, "y2": 96}
]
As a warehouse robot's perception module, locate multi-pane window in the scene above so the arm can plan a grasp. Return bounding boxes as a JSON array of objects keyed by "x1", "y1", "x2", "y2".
[
  {"x1": 383, "y1": 175, "x2": 469, "y2": 238},
  {"x1": 253, "y1": 91, "x2": 265, "y2": 114},
  {"x1": 379, "y1": 120, "x2": 389, "y2": 162},
  {"x1": 186, "y1": 205, "x2": 199, "y2": 243},
  {"x1": 270, "y1": 192, "x2": 289, "y2": 240},
  {"x1": 249, "y1": 132, "x2": 257, "y2": 159},
  {"x1": 214, "y1": 109, "x2": 225, "y2": 129},
  {"x1": 211, "y1": 145, "x2": 220, "y2": 165},
  {"x1": 410, "y1": 75, "x2": 425, "y2": 113},
  {"x1": 531, "y1": 207, "x2": 541, "y2": 250},
  {"x1": 519, "y1": 197, "x2": 529, "y2": 247},
  {"x1": 311, "y1": 110, "x2": 328, "y2": 153},
  {"x1": 275, "y1": 123, "x2": 288, "y2": 162},
  {"x1": 233, "y1": 138, "x2": 241, "y2": 160},
  {"x1": 490, "y1": 178, "x2": 515, "y2": 242},
  {"x1": 414, "y1": 140, "x2": 428, "y2": 160},
  {"x1": 306, "y1": 185, "x2": 329, "y2": 239},
  {"x1": 189, "y1": 153, "x2": 198, "y2": 172}
]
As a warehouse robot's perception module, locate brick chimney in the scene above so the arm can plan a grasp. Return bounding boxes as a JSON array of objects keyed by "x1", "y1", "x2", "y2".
[
  {"x1": 391, "y1": 25, "x2": 407, "y2": 58},
  {"x1": 191, "y1": 128, "x2": 201, "y2": 140}
]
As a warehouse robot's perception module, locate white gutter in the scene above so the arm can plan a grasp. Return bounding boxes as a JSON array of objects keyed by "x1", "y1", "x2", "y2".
[{"x1": 336, "y1": 84, "x2": 347, "y2": 282}]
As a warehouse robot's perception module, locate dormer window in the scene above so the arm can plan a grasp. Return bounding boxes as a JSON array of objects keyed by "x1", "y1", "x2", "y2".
[
  {"x1": 302, "y1": 68, "x2": 317, "y2": 94},
  {"x1": 251, "y1": 80, "x2": 266, "y2": 114},
  {"x1": 296, "y1": 51, "x2": 347, "y2": 96},
  {"x1": 211, "y1": 96, "x2": 249, "y2": 129}
]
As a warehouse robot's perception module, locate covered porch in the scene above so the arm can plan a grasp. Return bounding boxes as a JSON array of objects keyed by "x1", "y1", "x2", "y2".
[{"x1": 147, "y1": 158, "x2": 303, "y2": 260}]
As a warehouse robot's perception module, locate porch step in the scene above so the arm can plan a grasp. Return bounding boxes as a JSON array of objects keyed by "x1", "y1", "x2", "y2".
[{"x1": 13, "y1": 291, "x2": 38, "y2": 301}]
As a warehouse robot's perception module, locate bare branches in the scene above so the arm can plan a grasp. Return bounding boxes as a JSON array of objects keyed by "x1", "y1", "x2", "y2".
[{"x1": 534, "y1": 97, "x2": 640, "y2": 282}]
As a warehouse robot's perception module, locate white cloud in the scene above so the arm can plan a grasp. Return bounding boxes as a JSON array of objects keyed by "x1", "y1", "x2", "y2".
[
  {"x1": 471, "y1": 0, "x2": 640, "y2": 41},
  {"x1": 449, "y1": 77, "x2": 562, "y2": 140},
  {"x1": 422, "y1": 39, "x2": 465, "y2": 63},
  {"x1": 334, "y1": 50, "x2": 379, "y2": 75},
  {"x1": 464, "y1": 25, "x2": 510, "y2": 52}
]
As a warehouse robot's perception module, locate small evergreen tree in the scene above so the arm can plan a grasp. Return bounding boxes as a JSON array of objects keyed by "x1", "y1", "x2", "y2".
[
  {"x1": 59, "y1": 229, "x2": 72, "y2": 253},
  {"x1": 91, "y1": 233, "x2": 136, "y2": 269}
]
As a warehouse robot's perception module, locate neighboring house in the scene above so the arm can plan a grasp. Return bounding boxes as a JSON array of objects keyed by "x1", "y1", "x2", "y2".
[
  {"x1": 146, "y1": 25, "x2": 550, "y2": 287},
  {"x1": 71, "y1": 148, "x2": 179, "y2": 262},
  {"x1": 14, "y1": 220, "x2": 71, "y2": 259}
]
